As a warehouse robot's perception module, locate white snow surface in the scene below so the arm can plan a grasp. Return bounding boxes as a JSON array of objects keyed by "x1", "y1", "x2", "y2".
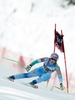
[{"x1": 0, "y1": 77, "x2": 75, "y2": 100}]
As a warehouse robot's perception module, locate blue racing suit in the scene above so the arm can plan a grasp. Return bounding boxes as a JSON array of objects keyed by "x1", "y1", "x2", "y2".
[{"x1": 11, "y1": 57, "x2": 63, "y2": 85}]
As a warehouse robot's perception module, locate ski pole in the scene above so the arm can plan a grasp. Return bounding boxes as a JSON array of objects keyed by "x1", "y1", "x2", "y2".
[
  {"x1": 50, "y1": 86, "x2": 60, "y2": 91},
  {"x1": 50, "y1": 85, "x2": 65, "y2": 91},
  {"x1": 3, "y1": 57, "x2": 20, "y2": 64},
  {"x1": 3, "y1": 57, "x2": 26, "y2": 69}
]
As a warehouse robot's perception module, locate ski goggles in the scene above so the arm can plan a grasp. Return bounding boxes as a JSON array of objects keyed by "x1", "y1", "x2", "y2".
[{"x1": 50, "y1": 58, "x2": 57, "y2": 62}]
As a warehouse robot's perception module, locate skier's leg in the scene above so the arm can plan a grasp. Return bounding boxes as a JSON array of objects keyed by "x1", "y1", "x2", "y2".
[
  {"x1": 8, "y1": 67, "x2": 45, "y2": 80},
  {"x1": 30, "y1": 73, "x2": 51, "y2": 85}
]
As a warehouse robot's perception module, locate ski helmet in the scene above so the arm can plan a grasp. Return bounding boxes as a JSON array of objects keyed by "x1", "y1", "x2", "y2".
[{"x1": 50, "y1": 53, "x2": 59, "y2": 61}]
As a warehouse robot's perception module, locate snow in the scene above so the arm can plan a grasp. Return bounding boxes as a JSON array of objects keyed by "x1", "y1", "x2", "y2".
[
  {"x1": 0, "y1": 77, "x2": 75, "y2": 100},
  {"x1": 0, "y1": 0, "x2": 75, "y2": 99}
]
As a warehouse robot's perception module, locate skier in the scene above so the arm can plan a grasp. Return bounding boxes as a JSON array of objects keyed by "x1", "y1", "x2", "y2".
[{"x1": 7, "y1": 53, "x2": 64, "y2": 90}]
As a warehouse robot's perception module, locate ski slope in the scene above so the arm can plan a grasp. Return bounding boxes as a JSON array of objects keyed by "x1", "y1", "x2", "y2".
[{"x1": 0, "y1": 77, "x2": 75, "y2": 100}]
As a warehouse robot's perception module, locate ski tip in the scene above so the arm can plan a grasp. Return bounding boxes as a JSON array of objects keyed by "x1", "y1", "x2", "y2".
[
  {"x1": 34, "y1": 85, "x2": 38, "y2": 89},
  {"x1": 23, "y1": 83, "x2": 39, "y2": 89}
]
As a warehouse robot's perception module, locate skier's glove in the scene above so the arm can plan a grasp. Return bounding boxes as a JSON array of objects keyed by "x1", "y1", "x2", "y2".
[
  {"x1": 25, "y1": 65, "x2": 32, "y2": 71},
  {"x1": 60, "y1": 83, "x2": 65, "y2": 90}
]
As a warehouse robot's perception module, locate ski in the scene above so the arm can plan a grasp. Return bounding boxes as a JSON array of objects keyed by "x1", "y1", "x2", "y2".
[{"x1": 23, "y1": 83, "x2": 38, "y2": 89}]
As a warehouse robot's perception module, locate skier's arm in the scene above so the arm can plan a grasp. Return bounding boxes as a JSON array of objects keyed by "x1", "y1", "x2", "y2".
[
  {"x1": 56, "y1": 66, "x2": 63, "y2": 84},
  {"x1": 29, "y1": 57, "x2": 47, "y2": 67},
  {"x1": 26, "y1": 57, "x2": 46, "y2": 71},
  {"x1": 56, "y1": 65, "x2": 64, "y2": 90}
]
